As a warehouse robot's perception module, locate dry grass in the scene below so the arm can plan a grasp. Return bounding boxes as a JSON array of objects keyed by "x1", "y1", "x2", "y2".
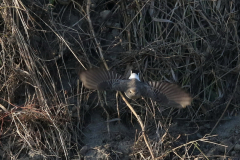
[{"x1": 0, "y1": 0, "x2": 240, "y2": 159}]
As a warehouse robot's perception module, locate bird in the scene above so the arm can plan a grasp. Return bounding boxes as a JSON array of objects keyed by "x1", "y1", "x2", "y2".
[{"x1": 80, "y1": 68, "x2": 192, "y2": 108}]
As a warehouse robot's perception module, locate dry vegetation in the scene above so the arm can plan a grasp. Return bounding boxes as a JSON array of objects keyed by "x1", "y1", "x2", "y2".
[{"x1": 0, "y1": 0, "x2": 240, "y2": 159}]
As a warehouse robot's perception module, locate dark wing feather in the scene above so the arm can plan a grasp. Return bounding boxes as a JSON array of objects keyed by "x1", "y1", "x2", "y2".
[
  {"x1": 142, "y1": 81, "x2": 192, "y2": 108},
  {"x1": 79, "y1": 69, "x2": 125, "y2": 91}
]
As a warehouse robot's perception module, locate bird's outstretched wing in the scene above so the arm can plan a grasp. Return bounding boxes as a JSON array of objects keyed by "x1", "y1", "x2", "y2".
[
  {"x1": 80, "y1": 69, "x2": 126, "y2": 91},
  {"x1": 142, "y1": 81, "x2": 192, "y2": 108}
]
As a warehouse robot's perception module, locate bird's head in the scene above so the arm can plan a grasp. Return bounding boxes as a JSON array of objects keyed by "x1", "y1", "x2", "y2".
[{"x1": 125, "y1": 87, "x2": 141, "y2": 99}]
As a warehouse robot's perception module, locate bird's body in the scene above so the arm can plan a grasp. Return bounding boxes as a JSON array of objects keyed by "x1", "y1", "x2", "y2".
[
  {"x1": 80, "y1": 68, "x2": 192, "y2": 108},
  {"x1": 119, "y1": 79, "x2": 142, "y2": 99}
]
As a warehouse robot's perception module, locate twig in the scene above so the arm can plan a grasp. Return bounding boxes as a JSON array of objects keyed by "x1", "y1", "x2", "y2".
[
  {"x1": 209, "y1": 72, "x2": 240, "y2": 135},
  {"x1": 86, "y1": 0, "x2": 109, "y2": 70},
  {"x1": 119, "y1": 92, "x2": 155, "y2": 159}
]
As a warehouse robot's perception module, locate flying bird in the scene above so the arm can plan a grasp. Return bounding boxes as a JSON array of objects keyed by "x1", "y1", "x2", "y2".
[{"x1": 80, "y1": 68, "x2": 192, "y2": 108}]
